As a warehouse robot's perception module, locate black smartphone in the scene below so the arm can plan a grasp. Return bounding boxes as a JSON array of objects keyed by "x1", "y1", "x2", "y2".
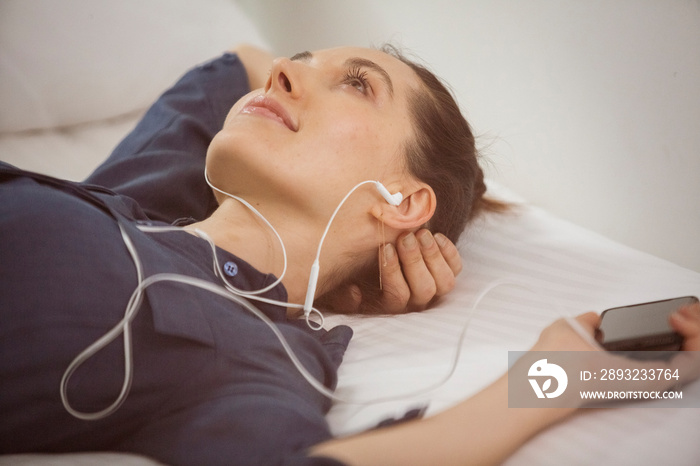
[{"x1": 595, "y1": 296, "x2": 698, "y2": 351}]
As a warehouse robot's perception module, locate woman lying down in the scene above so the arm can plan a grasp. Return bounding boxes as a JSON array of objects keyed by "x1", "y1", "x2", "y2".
[{"x1": 1, "y1": 44, "x2": 699, "y2": 466}]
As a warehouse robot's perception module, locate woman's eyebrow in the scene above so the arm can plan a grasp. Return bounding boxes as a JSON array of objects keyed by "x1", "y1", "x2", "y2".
[
  {"x1": 344, "y1": 57, "x2": 394, "y2": 97},
  {"x1": 290, "y1": 51, "x2": 312, "y2": 62}
]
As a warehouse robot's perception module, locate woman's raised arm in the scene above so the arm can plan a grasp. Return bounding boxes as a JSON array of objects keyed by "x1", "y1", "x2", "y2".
[{"x1": 232, "y1": 44, "x2": 274, "y2": 90}]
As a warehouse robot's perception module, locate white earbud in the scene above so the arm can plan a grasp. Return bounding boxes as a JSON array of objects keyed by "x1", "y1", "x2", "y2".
[{"x1": 374, "y1": 182, "x2": 403, "y2": 206}]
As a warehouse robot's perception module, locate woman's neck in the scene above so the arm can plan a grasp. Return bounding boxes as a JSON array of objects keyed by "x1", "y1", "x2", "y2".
[{"x1": 185, "y1": 197, "x2": 342, "y2": 314}]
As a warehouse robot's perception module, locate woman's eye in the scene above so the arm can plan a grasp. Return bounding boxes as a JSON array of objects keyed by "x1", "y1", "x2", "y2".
[
  {"x1": 343, "y1": 67, "x2": 370, "y2": 95},
  {"x1": 349, "y1": 78, "x2": 366, "y2": 93}
]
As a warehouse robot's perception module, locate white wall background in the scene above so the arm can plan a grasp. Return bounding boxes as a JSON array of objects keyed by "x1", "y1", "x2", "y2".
[{"x1": 236, "y1": 0, "x2": 700, "y2": 272}]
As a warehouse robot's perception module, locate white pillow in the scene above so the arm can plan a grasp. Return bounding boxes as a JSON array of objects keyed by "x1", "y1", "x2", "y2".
[{"x1": 0, "y1": 0, "x2": 268, "y2": 133}]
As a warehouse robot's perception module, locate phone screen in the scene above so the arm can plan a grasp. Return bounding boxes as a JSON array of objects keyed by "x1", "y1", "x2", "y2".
[{"x1": 597, "y1": 296, "x2": 698, "y2": 350}]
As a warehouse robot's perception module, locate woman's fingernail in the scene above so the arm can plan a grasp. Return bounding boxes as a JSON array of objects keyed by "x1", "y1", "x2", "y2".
[
  {"x1": 434, "y1": 233, "x2": 448, "y2": 248},
  {"x1": 671, "y1": 311, "x2": 686, "y2": 323},
  {"x1": 418, "y1": 230, "x2": 433, "y2": 248},
  {"x1": 384, "y1": 242, "x2": 396, "y2": 260},
  {"x1": 402, "y1": 233, "x2": 417, "y2": 250}
]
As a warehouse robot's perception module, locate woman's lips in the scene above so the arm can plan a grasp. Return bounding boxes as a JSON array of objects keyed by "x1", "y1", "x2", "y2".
[{"x1": 240, "y1": 95, "x2": 298, "y2": 131}]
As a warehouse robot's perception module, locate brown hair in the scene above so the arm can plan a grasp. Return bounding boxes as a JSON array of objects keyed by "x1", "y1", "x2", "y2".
[
  {"x1": 386, "y1": 44, "x2": 498, "y2": 241},
  {"x1": 318, "y1": 45, "x2": 503, "y2": 314}
]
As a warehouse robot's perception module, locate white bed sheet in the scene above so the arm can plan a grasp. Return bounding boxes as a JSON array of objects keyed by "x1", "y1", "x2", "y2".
[
  {"x1": 1, "y1": 126, "x2": 699, "y2": 465},
  {"x1": 324, "y1": 185, "x2": 700, "y2": 465}
]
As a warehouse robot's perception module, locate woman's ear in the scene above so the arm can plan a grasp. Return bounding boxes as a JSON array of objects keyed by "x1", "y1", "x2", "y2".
[{"x1": 372, "y1": 184, "x2": 436, "y2": 230}]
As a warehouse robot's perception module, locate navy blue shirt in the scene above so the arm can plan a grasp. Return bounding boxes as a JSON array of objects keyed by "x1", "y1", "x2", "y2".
[{"x1": 0, "y1": 54, "x2": 352, "y2": 466}]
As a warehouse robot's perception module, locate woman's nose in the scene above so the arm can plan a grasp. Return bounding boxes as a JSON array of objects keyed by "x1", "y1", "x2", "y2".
[{"x1": 266, "y1": 57, "x2": 303, "y2": 98}]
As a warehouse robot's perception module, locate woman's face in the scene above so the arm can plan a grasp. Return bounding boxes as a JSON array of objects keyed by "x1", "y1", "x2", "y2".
[{"x1": 208, "y1": 46, "x2": 421, "y2": 218}]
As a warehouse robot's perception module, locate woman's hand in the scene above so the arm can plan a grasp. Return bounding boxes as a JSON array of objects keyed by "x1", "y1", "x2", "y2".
[
  {"x1": 379, "y1": 230, "x2": 462, "y2": 313},
  {"x1": 324, "y1": 229, "x2": 462, "y2": 314},
  {"x1": 531, "y1": 303, "x2": 700, "y2": 354},
  {"x1": 529, "y1": 305, "x2": 700, "y2": 408}
]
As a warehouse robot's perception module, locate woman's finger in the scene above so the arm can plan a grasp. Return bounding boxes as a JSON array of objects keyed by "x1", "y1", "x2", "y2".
[
  {"x1": 576, "y1": 311, "x2": 602, "y2": 332},
  {"x1": 395, "y1": 232, "x2": 436, "y2": 311},
  {"x1": 670, "y1": 303, "x2": 700, "y2": 351},
  {"x1": 415, "y1": 230, "x2": 455, "y2": 297},
  {"x1": 434, "y1": 232, "x2": 462, "y2": 276},
  {"x1": 377, "y1": 242, "x2": 412, "y2": 313}
]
